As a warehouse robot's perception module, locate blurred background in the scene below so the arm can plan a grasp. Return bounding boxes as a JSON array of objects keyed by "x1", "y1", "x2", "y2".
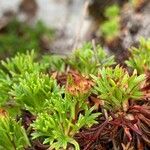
[{"x1": 0, "y1": 0, "x2": 150, "y2": 61}]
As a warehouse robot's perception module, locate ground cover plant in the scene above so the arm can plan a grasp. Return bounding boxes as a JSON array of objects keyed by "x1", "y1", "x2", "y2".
[{"x1": 0, "y1": 39, "x2": 150, "y2": 150}]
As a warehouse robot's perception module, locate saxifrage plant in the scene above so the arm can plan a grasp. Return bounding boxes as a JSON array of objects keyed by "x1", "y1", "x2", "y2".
[
  {"x1": 76, "y1": 65, "x2": 148, "y2": 149},
  {"x1": 0, "y1": 109, "x2": 30, "y2": 150},
  {"x1": 0, "y1": 50, "x2": 65, "y2": 116},
  {"x1": 91, "y1": 65, "x2": 145, "y2": 111},
  {"x1": 75, "y1": 40, "x2": 150, "y2": 149},
  {"x1": 31, "y1": 76, "x2": 100, "y2": 150},
  {"x1": 0, "y1": 38, "x2": 149, "y2": 150},
  {"x1": 68, "y1": 43, "x2": 115, "y2": 75},
  {"x1": 126, "y1": 38, "x2": 150, "y2": 99},
  {"x1": 11, "y1": 72, "x2": 60, "y2": 114},
  {"x1": 126, "y1": 38, "x2": 150, "y2": 74}
]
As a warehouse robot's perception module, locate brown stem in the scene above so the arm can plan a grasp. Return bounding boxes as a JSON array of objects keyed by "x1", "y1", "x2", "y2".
[{"x1": 112, "y1": 139, "x2": 119, "y2": 150}]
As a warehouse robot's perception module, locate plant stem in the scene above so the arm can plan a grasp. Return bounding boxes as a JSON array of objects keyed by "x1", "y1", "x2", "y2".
[{"x1": 103, "y1": 106, "x2": 118, "y2": 150}]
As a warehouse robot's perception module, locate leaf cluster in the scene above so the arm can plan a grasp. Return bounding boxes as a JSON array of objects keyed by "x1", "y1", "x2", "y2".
[
  {"x1": 92, "y1": 65, "x2": 145, "y2": 111},
  {"x1": 41, "y1": 55, "x2": 65, "y2": 72},
  {"x1": 32, "y1": 94, "x2": 100, "y2": 150},
  {"x1": 0, "y1": 51, "x2": 64, "y2": 115},
  {"x1": 11, "y1": 72, "x2": 60, "y2": 114},
  {"x1": 1, "y1": 51, "x2": 41, "y2": 76},
  {"x1": 126, "y1": 38, "x2": 150, "y2": 74},
  {"x1": 68, "y1": 43, "x2": 115, "y2": 75},
  {"x1": 0, "y1": 112, "x2": 30, "y2": 150}
]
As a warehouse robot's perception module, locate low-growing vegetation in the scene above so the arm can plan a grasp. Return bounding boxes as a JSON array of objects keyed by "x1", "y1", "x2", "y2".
[{"x1": 0, "y1": 38, "x2": 150, "y2": 150}]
